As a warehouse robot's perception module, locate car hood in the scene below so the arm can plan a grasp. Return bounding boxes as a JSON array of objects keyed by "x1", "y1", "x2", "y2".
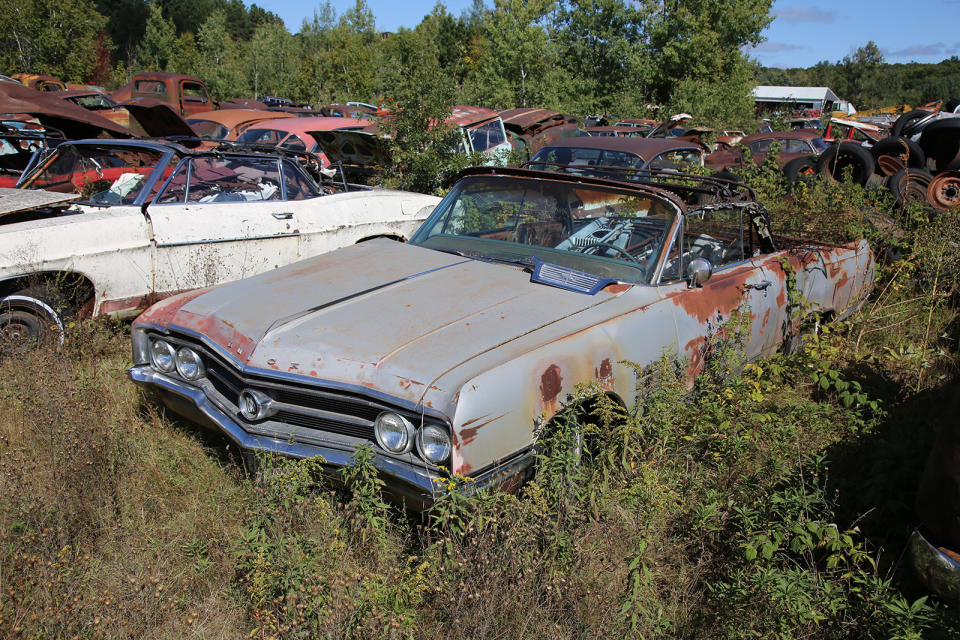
[{"x1": 144, "y1": 239, "x2": 623, "y2": 409}]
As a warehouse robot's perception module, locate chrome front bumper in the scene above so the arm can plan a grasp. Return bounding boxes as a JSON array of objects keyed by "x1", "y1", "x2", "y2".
[{"x1": 128, "y1": 365, "x2": 536, "y2": 510}]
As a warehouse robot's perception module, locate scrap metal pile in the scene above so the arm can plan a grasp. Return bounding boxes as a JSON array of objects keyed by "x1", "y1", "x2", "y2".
[{"x1": 798, "y1": 102, "x2": 960, "y2": 211}]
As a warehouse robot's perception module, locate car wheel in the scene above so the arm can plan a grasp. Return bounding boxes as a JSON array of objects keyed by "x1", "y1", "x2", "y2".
[
  {"x1": 782, "y1": 156, "x2": 817, "y2": 183},
  {"x1": 0, "y1": 288, "x2": 66, "y2": 352},
  {"x1": 888, "y1": 168, "x2": 934, "y2": 207},
  {"x1": 816, "y1": 142, "x2": 875, "y2": 185},
  {"x1": 945, "y1": 98, "x2": 960, "y2": 113},
  {"x1": 871, "y1": 136, "x2": 926, "y2": 176},
  {"x1": 892, "y1": 109, "x2": 934, "y2": 138},
  {"x1": 927, "y1": 171, "x2": 960, "y2": 211}
]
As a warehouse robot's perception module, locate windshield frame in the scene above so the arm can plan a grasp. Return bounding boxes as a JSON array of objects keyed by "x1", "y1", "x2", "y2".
[
  {"x1": 20, "y1": 142, "x2": 177, "y2": 207},
  {"x1": 409, "y1": 172, "x2": 682, "y2": 285}
]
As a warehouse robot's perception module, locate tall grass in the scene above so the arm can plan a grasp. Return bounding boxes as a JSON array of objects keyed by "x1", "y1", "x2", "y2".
[{"x1": 0, "y1": 171, "x2": 959, "y2": 638}]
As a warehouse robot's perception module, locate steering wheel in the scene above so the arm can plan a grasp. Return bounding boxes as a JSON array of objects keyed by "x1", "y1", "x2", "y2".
[{"x1": 577, "y1": 241, "x2": 641, "y2": 264}]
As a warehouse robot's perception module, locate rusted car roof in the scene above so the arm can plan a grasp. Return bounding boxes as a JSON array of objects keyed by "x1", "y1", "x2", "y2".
[
  {"x1": 738, "y1": 130, "x2": 823, "y2": 145},
  {"x1": 0, "y1": 82, "x2": 131, "y2": 139},
  {"x1": 446, "y1": 105, "x2": 500, "y2": 127},
  {"x1": 187, "y1": 109, "x2": 296, "y2": 130},
  {"x1": 243, "y1": 116, "x2": 369, "y2": 137},
  {"x1": 541, "y1": 136, "x2": 701, "y2": 161},
  {"x1": 499, "y1": 108, "x2": 577, "y2": 134}
]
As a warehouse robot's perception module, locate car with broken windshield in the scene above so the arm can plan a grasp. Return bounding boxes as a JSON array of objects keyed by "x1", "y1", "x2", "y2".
[
  {"x1": 129, "y1": 166, "x2": 875, "y2": 510},
  {"x1": 0, "y1": 139, "x2": 439, "y2": 348}
]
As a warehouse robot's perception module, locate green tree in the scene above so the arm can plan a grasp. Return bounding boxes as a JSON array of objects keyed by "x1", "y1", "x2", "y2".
[
  {"x1": 0, "y1": 0, "x2": 108, "y2": 81},
  {"x1": 197, "y1": 9, "x2": 245, "y2": 98},
  {"x1": 245, "y1": 20, "x2": 301, "y2": 99},
  {"x1": 138, "y1": 1, "x2": 179, "y2": 70},
  {"x1": 644, "y1": 0, "x2": 773, "y2": 125},
  {"x1": 551, "y1": 0, "x2": 648, "y2": 114},
  {"x1": 465, "y1": 0, "x2": 557, "y2": 109}
]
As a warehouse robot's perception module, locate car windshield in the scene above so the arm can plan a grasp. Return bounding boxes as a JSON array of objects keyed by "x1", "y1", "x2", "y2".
[
  {"x1": 410, "y1": 175, "x2": 678, "y2": 284},
  {"x1": 529, "y1": 146, "x2": 646, "y2": 180},
  {"x1": 187, "y1": 119, "x2": 228, "y2": 139},
  {"x1": 156, "y1": 156, "x2": 283, "y2": 203},
  {"x1": 69, "y1": 93, "x2": 117, "y2": 109},
  {"x1": 466, "y1": 119, "x2": 507, "y2": 152},
  {"x1": 23, "y1": 144, "x2": 166, "y2": 205}
]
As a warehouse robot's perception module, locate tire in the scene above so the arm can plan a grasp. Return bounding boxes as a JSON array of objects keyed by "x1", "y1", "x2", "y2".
[
  {"x1": 888, "y1": 168, "x2": 934, "y2": 207},
  {"x1": 0, "y1": 288, "x2": 66, "y2": 353},
  {"x1": 945, "y1": 98, "x2": 960, "y2": 113},
  {"x1": 871, "y1": 136, "x2": 926, "y2": 175},
  {"x1": 918, "y1": 118, "x2": 960, "y2": 172},
  {"x1": 816, "y1": 142, "x2": 876, "y2": 185},
  {"x1": 892, "y1": 109, "x2": 934, "y2": 138},
  {"x1": 711, "y1": 169, "x2": 742, "y2": 183},
  {"x1": 782, "y1": 156, "x2": 817, "y2": 182}
]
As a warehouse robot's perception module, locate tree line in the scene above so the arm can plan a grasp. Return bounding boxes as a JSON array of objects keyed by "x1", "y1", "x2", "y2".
[
  {"x1": 757, "y1": 42, "x2": 960, "y2": 111},
  {"x1": 2, "y1": 0, "x2": 957, "y2": 126}
]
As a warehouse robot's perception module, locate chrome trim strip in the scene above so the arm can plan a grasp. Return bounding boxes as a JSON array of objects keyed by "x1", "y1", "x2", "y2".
[{"x1": 155, "y1": 232, "x2": 300, "y2": 248}]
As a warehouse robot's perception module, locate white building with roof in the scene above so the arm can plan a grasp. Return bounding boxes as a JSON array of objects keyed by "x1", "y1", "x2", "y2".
[{"x1": 752, "y1": 86, "x2": 841, "y2": 114}]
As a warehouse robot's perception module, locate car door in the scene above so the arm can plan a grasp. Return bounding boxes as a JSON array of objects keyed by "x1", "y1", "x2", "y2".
[
  {"x1": 148, "y1": 155, "x2": 300, "y2": 295},
  {"x1": 660, "y1": 206, "x2": 782, "y2": 377}
]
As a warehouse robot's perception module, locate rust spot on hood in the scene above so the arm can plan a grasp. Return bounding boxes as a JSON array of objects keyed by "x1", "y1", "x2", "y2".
[
  {"x1": 459, "y1": 412, "x2": 508, "y2": 447},
  {"x1": 174, "y1": 310, "x2": 257, "y2": 362},
  {"x1": 604, "y1": 283, "x2": 633, "y2": 294},
  {"x1": 133, "y1": 288, "x2": 209, "y2": 327},
  {"x1": 595, "y1": 358, "x2": 615, "y2": 390},
  {"x1": 540, "y1": 365, "x2": 563, "y2": 403}
]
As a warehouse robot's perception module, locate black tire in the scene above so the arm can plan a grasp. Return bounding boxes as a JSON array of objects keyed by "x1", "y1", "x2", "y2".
[
  {"x1": 782, "y1": 156, "x2": 817, "y2": 182},
  {"x1": 816, "y1": 142, "x2": 876, "y2": 185},
  {"x1": 0, "y1": 288, "x2": 66, "y2": 353},
  {"x1": 888, "y1": 168, "x2": 934, "y2": 207},
  {"x1": 892, "y1": 109, "x2": 935, "y2": 138},
  {"x1": 711, "y1": 169, "x2": 742, "y2": 183},
  {"x1": 870, "y1": 136, "x2": 926, "y2": 170},
  {"x1": 918, "y1": 118, "x2": 960, "y2": 171},
  {"x1": 945, "y1": 98, "x2": 960, "y2": 113}
]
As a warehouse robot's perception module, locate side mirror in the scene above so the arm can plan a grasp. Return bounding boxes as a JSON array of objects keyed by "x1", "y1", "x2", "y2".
[{"x1": 686, "y1": 257, "x2": 713, "y2": 288}]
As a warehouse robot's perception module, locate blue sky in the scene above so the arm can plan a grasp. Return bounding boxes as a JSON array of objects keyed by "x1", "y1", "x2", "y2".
[{"x1": 267, "y1": 0, "x2": 960, "y2": 69}]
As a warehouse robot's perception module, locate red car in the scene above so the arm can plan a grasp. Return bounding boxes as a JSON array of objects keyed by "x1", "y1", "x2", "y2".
[{"x1": 705, "y1": 130, "x2": 829, "y2": 170}]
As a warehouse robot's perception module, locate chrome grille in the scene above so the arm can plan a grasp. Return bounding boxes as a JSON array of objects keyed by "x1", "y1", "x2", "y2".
[{"x1": 158, "y1": 333, "x2": 401, "y2": 442}]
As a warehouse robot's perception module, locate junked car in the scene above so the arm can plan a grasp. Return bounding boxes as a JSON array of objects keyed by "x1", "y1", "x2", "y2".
[
  {"x1": 0, "y1": 139, "x2": 439, "y2": 346},
  {"x1": 128, "y1": 166, "x2": 875, "y2": 510},
  {"x1": 530, "y1": 137, "x2": 705, "y2": 178}
]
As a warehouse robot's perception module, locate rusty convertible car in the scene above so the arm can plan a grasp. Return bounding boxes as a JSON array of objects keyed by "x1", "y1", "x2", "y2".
[{"x1": 129, "y1": 167, "x2": 875, "y2": 509}]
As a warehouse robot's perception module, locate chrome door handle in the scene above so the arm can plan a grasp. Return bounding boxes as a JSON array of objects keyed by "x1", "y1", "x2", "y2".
[
  {"x1": 272, "y1": 212, "x2": 293, "y2": 220},
  {"x1": 745, "y1": 280, "x2": 772, "y2": 291}
]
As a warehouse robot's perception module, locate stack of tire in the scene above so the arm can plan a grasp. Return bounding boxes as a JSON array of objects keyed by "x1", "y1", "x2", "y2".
[{"x1": 794, "y1": 101, "x2": 960, "y2": 211}]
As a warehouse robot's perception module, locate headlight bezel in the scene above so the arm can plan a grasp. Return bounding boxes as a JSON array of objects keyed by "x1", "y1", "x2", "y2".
[
  {"x1": 174, "y1": 346, "x2": 205, "y2": 381},
  {"x1": 149, "y1": 339, "x2": 177, "y2": 373},
  {"x1": 374, "y1": 411, "x2": 416, "y2": 454},
  {"x1": 417, "y1": 423, "x2": 452, "y2": 465}
]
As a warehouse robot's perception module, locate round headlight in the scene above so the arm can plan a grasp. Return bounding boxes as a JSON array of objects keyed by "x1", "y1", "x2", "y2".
[
  {"x1": 175, "y1": 347, "x2": 205, "y2": 381},
  {"x1": 238, "y1": 389, "x2": 274, "y2": 421},
  {"x1": 417, "y1": 424, "x2": 452, "y2": 465},
  {"x1": 374, "y1": 412, "x2": 414, "y2": 453},
  {"x1": 150, "y1": 339, "x2": 176, "y2": 373}
]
